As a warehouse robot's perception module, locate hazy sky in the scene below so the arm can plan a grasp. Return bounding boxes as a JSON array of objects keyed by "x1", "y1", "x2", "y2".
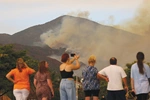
[{"x1": 0, "y1": 0, "x2": 143, "y2": 35}]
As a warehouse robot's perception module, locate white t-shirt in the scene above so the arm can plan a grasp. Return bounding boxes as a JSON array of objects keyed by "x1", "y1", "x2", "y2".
[{"x1": 99, "y1": 65, "x2": 127, "y2": 91}]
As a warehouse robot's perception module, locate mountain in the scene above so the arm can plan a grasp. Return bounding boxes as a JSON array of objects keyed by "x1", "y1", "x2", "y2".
[
  {"x1": 0, "y1": 34, "x2": 12, "y2": 44},
  {"x1": 0, "y1": 15, "x2": 64, "y2": 45},
  {"x1": 1, "y1": 43, "x2": 65, "y2": 71},
  {"x1": 0, "y1": 15, "x2": 149, "y2": 76}
]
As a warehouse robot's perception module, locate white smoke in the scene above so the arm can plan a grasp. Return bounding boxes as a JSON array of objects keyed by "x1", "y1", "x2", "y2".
[
  {"x1": 118, "y1": 0, "x2": 150, "y2": 35},
  {"x1": 40, "y1": 15, "x2": 150, "y2": 72},
  {"x1": 67, "y1": 10, "x2": 90, "y2": 19}
]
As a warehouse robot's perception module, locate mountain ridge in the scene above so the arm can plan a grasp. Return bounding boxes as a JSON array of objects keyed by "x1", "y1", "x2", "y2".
[{"x1": 0, "y1": 15, "x2": 149, "y2": 76}]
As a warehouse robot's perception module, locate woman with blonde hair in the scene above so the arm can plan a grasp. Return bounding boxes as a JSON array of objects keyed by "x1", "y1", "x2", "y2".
[
  {"x1": 6, "y1": 58, "x2": 35, "y2": 100},
  {"x1": 82, "y1": 55, "x2": 100, "y2": 100},
  {"x1": 34, "y1": 61, "x2": 54, "y2": 100}
]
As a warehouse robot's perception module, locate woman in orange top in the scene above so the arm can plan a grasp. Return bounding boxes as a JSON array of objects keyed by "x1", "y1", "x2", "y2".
[{"x1": 6, "y1": 58, "x2": 35, "y2": 100}]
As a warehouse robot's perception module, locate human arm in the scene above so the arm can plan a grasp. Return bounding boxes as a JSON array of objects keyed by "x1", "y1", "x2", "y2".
[
  {"x1": 33, "y1": 78, "x2": 37, "y2": 88},
  {"x1": 131, "y1": 78, "x2": 135, "y2": 93},
  {"x1": 6, "y1": 72, "x2": 16, "y2": 84},
  {"x1": 97, "y1": 73, "x2": 109, "y2": 82},
  {"x1": 27, "y1": 67, "x2": 35, "y2": 74},
  {"x1": 130, "y1": 65, "x2": 135, "y2": 93},
  {"x1": 97, "y1": 68, "x2": 109, "y2": 82},
  {"x1": 145, "y1": 64, "x2": 150, "y2": 85},
  {"x1": 70, "y1": 55, "x2": 80, "y2": 70},
  {"x1": 148, "y1": 78, "x2": 150, "y2": 85},
  {"x1": 47, "y1": 79, "x2": 54, "y2": 97},
  {"x1": 69, "y1": 57, "x2": 76, "y2": 64},
  {"x1": 122, "y1": 77, "x2": 128, "y2": 92}
]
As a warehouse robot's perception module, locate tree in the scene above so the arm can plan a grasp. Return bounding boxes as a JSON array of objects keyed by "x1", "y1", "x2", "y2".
[{"x1": 99, "y1": 80, "x2": 107, "y2": 99}]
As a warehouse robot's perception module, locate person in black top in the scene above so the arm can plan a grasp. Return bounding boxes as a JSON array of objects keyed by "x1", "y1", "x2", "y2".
[{"x1": 59, "y1": 53, "x2": 80, "y2": 100}]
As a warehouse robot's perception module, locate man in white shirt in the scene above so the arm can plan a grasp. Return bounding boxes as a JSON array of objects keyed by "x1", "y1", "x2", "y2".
[{"x1": 98, "y1": 57, "x2": 128, "y2": 100}]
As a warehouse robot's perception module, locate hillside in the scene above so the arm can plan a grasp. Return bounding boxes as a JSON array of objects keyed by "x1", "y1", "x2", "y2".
[{"x1": 0, "y1": 15, "x2": 150, "y2": 76}]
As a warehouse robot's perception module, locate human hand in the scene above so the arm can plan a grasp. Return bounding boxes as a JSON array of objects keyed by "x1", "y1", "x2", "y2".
[
  {"x1": 105, "y1": 77, "x2": 109, "y2": 82},
  {"x1": 131, "y1": 88, "x2": 136, "y2": 94},
  {"x1": 51, "y1": 91, "x2": 54, "y2": 98},
  {"x1": 74, "y1": 55, "x2": 80, "y2": 60},
  {"x1": 124, "y1": 86, "x2": 128, "y2": 92},
  {"x1": 13, "y1": 80, "x2": 19, "y2": 84}
]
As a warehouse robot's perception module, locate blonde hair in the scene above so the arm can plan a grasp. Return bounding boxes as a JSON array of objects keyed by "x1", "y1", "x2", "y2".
[
  {"x1": 16, "y1": 58, "x2": 27, "y2": 72},
  {"x1": 88, "y1": 55, "x2": 96, "y2": 64}
]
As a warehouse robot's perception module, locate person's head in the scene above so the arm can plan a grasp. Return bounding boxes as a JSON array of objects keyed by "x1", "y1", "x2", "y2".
[
  {"x1": 38, "y1": 61, "x2": 48, "y2": 73},
  {"x1": 110, "y1": 57, "x2": 117, "y2": 65},
  {"x1": 16, "y1": 58, "x2": 27, "y2": 72},
  {"x1": 88, "y1": 55, "x2": 96, "y2": 65},
  {"x1": 61, "y1": 53, "x2": 69, "y2": 63},
  {"x1": 136, "y1": 52, "x2": 144, "y2": 61},
  {"x1": 136, "y1": 52, "x2": 144, "y2": 74}
]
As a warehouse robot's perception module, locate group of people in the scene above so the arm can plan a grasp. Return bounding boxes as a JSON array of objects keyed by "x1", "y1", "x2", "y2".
[
  {"x1": 59, "y1": 52, "x2": 150, "y2": 100},
  {"x1": 6, "y1": 58, "x2": 54, "y2": 100},
  {"x1": 5, "y1": 51, "x2": 150, "y2": 100}
]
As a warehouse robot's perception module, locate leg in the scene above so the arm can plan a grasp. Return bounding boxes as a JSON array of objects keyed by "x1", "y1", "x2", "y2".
[
  {"x1": 107, "y1": 91, "x2": 115, "y2": 100},
  {"x1": 65, "y1": 79, "x2": 76, "y2": 100},
  {"x1": 13, "y1": 89, "x2": 22, "y2": 100},
  {"x1": 142, "y1": 93, "x2": 148, "y2": 100},
  {"x1": 137, "y1": 93, "x2": 148, "y2": 100},
  {"x1": 22, "y1": 89, "x2": 29, "y2": 100},
  {"x1": 92, "y1": 90, "x2": 100, "y2": 100},
  {"x1": 60, "y1": 79, "x2": 67, "y2": 100},
  {"x1": 85, "y1": 97, "x2": 90, "y2": 100},
  {"x1": 93, "y1": 96, "x2": 99, "y2": 100},
  {"x1": 137, "y1": 94, "x2": 142, "y2": 100},
  {"x1": 42, "y1": 97, "x2": 48, "y2": 100},
  {"x1": 84, "y1": 90, "x2": 92, "y2": 100},
  {"x1": 115, "y1": 90, "x2": 126, "y2": 100}
]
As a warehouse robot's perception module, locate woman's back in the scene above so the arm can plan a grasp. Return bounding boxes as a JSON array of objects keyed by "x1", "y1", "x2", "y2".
[
  {"x1": 131, "y1": 62, "x2": 150, "y2": 94},
  {"x1": 82, "y1": 66, "x2": 100, "y2": 90},
  {"x1": 34, "y1": 71, "x2": 50, "y2": 88}
]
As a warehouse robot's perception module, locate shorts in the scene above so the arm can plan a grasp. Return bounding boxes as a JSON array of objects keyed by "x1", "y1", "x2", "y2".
[{"x1": 84, "y1": 90, "x2": 100, "y2": 97}]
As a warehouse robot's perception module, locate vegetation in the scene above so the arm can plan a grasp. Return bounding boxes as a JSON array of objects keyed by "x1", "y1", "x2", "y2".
[
  {"x1": 1, "y1": 44, "x2": 150, "y2": 100},
  {"x1": 0, "y1": 44, "x2": 61, "y2": 100},
  {"x1": 0, "y1": 44, "x2": 39, "y2": 99}
]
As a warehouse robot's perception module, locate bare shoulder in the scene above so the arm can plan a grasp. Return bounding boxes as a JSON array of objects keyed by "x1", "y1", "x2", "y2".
[{"x1": 60, "y1": 63, "x2": 72, "y2": 71}]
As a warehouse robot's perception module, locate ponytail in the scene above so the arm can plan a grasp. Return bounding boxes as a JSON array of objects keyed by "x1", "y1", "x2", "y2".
[{"x1": 136, "y1": 52, "x2": 144, "y2": 74}]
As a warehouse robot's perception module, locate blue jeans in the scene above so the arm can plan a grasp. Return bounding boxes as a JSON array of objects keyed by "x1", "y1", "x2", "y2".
[{"x1": 60, "y1": 79, "x2": 76, "y2": 100}]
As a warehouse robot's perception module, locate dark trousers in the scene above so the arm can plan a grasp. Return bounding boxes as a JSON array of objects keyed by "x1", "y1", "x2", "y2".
[
  {"x1": 136, "y1": 93, "x2": 148, "y2": 100},
  {"x1": 107, "y1": 90, "x2": 126, "y2": 100}
]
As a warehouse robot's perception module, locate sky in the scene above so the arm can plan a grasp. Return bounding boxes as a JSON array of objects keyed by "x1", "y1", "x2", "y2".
[{"x1": 0, "y1": 0, "x2": 144, "y2": 35}]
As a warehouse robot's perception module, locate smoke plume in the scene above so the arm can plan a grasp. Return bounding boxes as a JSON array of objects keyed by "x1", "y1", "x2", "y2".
[
  {"x1": 40, "y1": 15, "x2": 150, "y2": 73},
  {"x1": 40, "y1": 2, "x2": 150, "y2": 76},
  {"x1": 119, "y1": 0, "x2": 150, "y2": 35},
  {"x1": 67, "y1": 10, "x2": 90, "y2": 19}
]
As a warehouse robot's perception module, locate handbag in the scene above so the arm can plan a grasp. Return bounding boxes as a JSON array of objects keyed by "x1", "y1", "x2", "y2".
[{"x1": 125, "y1": 90, "x2": 136, "y2": 100}]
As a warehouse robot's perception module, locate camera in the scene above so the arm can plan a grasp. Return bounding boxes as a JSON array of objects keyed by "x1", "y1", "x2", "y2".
[
  {"x1": 131, "y1": 91, "x2": 136, "y2": 97},
  {"x1": 70, "y1": 53, "x2": 75, "y2": 57}
]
